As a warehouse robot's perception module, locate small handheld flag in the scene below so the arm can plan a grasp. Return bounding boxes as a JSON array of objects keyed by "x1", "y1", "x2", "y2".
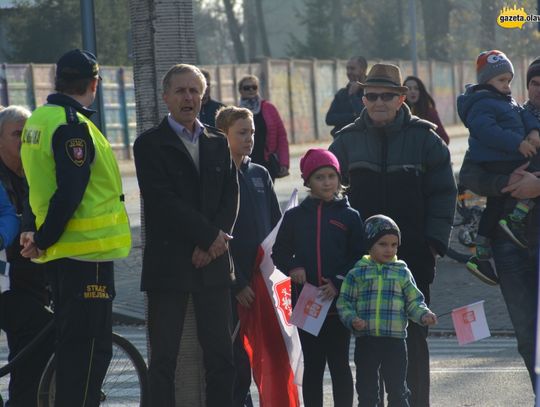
[{"x1": 451, "y1": 300, "x2": 491, "y2": 345}]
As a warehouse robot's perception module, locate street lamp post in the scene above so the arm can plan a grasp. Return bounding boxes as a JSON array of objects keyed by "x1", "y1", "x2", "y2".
[{"x1": 409, "y1": 0, "x2": 418, "y2": 77}]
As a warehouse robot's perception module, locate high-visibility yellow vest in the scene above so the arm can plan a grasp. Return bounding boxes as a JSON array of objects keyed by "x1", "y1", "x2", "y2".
[{"x1": 21, "y1": 104, "x2": 131, "y2": 263}]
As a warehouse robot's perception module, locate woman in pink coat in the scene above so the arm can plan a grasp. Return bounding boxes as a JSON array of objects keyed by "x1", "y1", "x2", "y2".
[{"x1": 238, "y1": 75, "x2": 290, "y2": 180}]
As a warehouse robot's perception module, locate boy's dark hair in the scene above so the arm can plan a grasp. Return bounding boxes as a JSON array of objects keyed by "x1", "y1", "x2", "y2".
[{"x1": 55, "y1": 77, "x2": 95, "y2": 96}]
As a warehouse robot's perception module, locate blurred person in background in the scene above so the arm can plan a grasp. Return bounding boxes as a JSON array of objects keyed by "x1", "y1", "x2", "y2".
[
  {"x1": 404, "y1": 76, "x2": 449, "y2": 145},
  {"x1": 326, "y1": 56, "x2": 368, "y2": 138},
  {"x1": 199, "y1": 68, "x2": 225, "y2": 128},
  {"x1": 238, "y1": 75, "x2": 289, "y2": 181}
]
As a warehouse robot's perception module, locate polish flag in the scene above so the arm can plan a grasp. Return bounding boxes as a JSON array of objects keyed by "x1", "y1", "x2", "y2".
[
  {"x1": 451, "y1": 300, "x2": 491, "y2": 345},
  {"x1": 238, "y1": 190, "x2": 303, "y2": 407}
]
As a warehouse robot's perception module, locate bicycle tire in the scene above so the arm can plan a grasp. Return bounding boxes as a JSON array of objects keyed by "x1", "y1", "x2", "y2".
[{"x1": 37, "y1": 332, "x2": 149, "y2": 407}]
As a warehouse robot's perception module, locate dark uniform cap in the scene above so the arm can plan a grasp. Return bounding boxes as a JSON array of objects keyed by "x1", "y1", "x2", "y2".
[{"x1": 56, "y1": 49, "x2": 100, "y2": 81}]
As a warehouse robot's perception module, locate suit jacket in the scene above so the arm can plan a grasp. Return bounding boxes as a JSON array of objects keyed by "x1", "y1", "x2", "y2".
[{"x1": 133, "y1": 117, "x2": 239, "y2": 292}]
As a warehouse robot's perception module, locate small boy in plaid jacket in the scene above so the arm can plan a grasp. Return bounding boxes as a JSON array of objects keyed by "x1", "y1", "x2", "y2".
[{"x1": 337, "y1": 214, "x2": 437, "y2": 407}]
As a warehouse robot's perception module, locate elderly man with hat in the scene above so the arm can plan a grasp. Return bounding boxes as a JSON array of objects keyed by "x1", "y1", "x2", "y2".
[
  {"x1": 20, "y1": 49, "x2": 131, "y2": 406},
  {"x1": 459, "y1": 56, "x2": 540, "y2": 396},
  {"x1": 330, "y1": 63, "x2": 456, "y2": 407}
]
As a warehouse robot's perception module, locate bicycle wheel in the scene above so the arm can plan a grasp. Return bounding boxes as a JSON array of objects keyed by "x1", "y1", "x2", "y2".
[
  {"x1": 446, "y1": 201, "x2": 483, "y2": 263},
  {"x1": 37, "y1": 332, "x2": 148, "y2": 406}
]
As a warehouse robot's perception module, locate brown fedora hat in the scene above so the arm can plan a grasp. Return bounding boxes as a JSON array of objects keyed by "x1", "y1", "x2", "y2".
[{"x1": 359, "y1": 63, "x2": 409, "y2": 93}]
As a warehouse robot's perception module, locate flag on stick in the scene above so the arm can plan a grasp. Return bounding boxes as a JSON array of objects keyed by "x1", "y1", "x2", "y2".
[{"x1": 451, "y1": 300, "x2": 490, "y2": 345}]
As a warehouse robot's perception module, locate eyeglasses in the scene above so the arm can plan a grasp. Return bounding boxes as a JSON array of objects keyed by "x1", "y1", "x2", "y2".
[
  {"x1": 364, "y1": 92, "x2": 400, "y2": 102},
  {"x1": 242, "y1": 85, "x2": 258, "y2": 91}
]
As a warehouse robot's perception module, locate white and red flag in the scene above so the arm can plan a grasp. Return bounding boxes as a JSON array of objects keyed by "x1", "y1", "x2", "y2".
[
  {"x1": 451, "y1": 300, "x2": 491, "y2": 345},
  {"x1": 290, "y1": 283, "x2": 332, "y2": 336},
  {"x1": 238, "y1": 190, "x2": 303, "y2": 407}
]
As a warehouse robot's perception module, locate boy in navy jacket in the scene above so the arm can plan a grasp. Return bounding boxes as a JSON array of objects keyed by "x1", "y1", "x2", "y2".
[{"x1": 216, "y1": 106, "x2": 281, "y2": 407}]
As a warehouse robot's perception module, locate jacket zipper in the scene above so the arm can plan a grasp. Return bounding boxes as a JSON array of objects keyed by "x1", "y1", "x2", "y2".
[
  {"x1": 316, "y1": 201, "x2": 323, "y2": 285},
  {"x1": 375, "y1": 262, "x2": 383, "y2": 336}
]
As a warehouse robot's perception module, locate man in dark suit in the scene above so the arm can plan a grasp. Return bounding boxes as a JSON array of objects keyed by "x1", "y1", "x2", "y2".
[{"x1": 133, "y1": 64, "x2": 239, "y2": 407}]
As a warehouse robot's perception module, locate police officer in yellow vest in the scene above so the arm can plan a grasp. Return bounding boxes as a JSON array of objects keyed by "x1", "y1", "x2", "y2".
[{"x1": 20, "y1": 49, "x2": 131, "y2": 407}]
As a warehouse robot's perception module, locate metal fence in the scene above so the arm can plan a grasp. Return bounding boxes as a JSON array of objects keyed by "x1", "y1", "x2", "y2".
[{"x1": 0, "y1": 57, "x2": 536, "y2": 155}]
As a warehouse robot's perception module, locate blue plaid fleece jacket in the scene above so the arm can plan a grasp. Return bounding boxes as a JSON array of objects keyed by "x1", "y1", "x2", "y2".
[{"x1": 337, "y1": 255, "x2": 430, "y2": 339}]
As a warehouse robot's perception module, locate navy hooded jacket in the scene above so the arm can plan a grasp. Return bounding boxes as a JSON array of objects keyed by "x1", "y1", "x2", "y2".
[
  {"x1": 272, "y1": 195, "x2": 364, "y2": 306},
  {"x1": 457, "y1": 84, "x2": 540, "y2": 163}
]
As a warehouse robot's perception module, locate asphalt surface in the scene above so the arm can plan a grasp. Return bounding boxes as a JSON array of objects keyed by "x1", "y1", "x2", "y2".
[{"x1": 112, "y1": 125, "x2": 517, "y2": 336}]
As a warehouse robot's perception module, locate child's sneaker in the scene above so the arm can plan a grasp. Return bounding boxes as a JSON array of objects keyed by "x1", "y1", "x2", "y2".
[
  {"x1": 499, "y1": 217, "x2": 528, "y2": 248},
  {"x1": 466, "y1": 256, "x2": 499, "y2": 286}
]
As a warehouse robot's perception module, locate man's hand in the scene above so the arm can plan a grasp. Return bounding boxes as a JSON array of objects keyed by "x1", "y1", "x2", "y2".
[
  {"x1": 502, "y1": 170, "x2": 540, "y2": 199},
  {"x1": 422, "y1": 311, "x2": 438, "y2": 326},
  {"x1": 192, "y1": 246, "x2": 212, "y2": 269},
  {"x1": 352, "y1": 317, "x2": 367, "y2": 331},
  {"x1": 348, "y1": 81, "x2": 361, "y2": 95},
  {"x1": 507, "y1": 162, "x2": 531, "y2": 186},
  {"x1": 20, "y1": 232, "x2": 43, "y2": 259},
  {"x1": 236, "y1": 286, "x2": 256, "y2": 308},
  {"x1": 289, "y1": 268, "x2": 306, "y2": 285},
  {"x1": 527, "y1": 130, "x2": 540, "y2": 148},
  {"x1": 519, "y1": 140, "x2": 536, "y2": 158},
  {"x1": 207, "y1": 230, "x2": 233, "y2": 259},
  {"x1": 318, "y1": 277, "x2": 338, "y2": 301}
]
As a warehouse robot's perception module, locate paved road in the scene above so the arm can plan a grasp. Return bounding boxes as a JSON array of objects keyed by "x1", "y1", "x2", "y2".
[{"x1": 1, "y1": 325, "x2": 531, "y2": 406}]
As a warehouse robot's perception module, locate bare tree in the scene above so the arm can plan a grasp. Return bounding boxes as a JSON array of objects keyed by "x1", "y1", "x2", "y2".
[
  {"x1": 480, "y1": 0, "x2": 498, "y2": 50},
  {"x1": 331, "y1": 0, "x2": 343, "y2": 55},
  {"x1": 254, "y1": 0, "x2": 271, "y2": 56},
  {"x1": 223, "y1": 0, "x2": 247, "y2": 62},
  {"x1": 244, "y1": 0, "x2": 258, "y2": 60},
  {"x1": 421, "y1": 0, "x2": 451, "y2": 60}
]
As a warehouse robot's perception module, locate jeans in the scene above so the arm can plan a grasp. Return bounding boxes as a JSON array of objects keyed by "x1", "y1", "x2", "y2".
[
  {"x1": 492, "y1": 238, "x2": 537, "y2": 390},
  {"x1": 355, "y1": 336, "x2": 410, "y2": 407}
]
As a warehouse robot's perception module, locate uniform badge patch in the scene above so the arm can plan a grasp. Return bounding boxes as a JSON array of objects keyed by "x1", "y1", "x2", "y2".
[{"x1": 65, "y1": 138, "x2": 87, "y2": 167}]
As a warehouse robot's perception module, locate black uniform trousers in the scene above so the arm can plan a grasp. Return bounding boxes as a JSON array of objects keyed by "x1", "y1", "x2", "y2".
[
  {"x1": 0, "y1": 290, "x2": 54, "y2": 407},
  {"x1": 147, "y1": 287, "x2": 235, "y2": 407},
  {"x1": 46, "y1": 258, "x2": 114, "y2": 407}
]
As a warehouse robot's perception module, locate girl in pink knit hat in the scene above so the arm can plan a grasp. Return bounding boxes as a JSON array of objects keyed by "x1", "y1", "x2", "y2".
[{"x1": 272, "y1": 148, "x2": 364, "y2": 407}]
